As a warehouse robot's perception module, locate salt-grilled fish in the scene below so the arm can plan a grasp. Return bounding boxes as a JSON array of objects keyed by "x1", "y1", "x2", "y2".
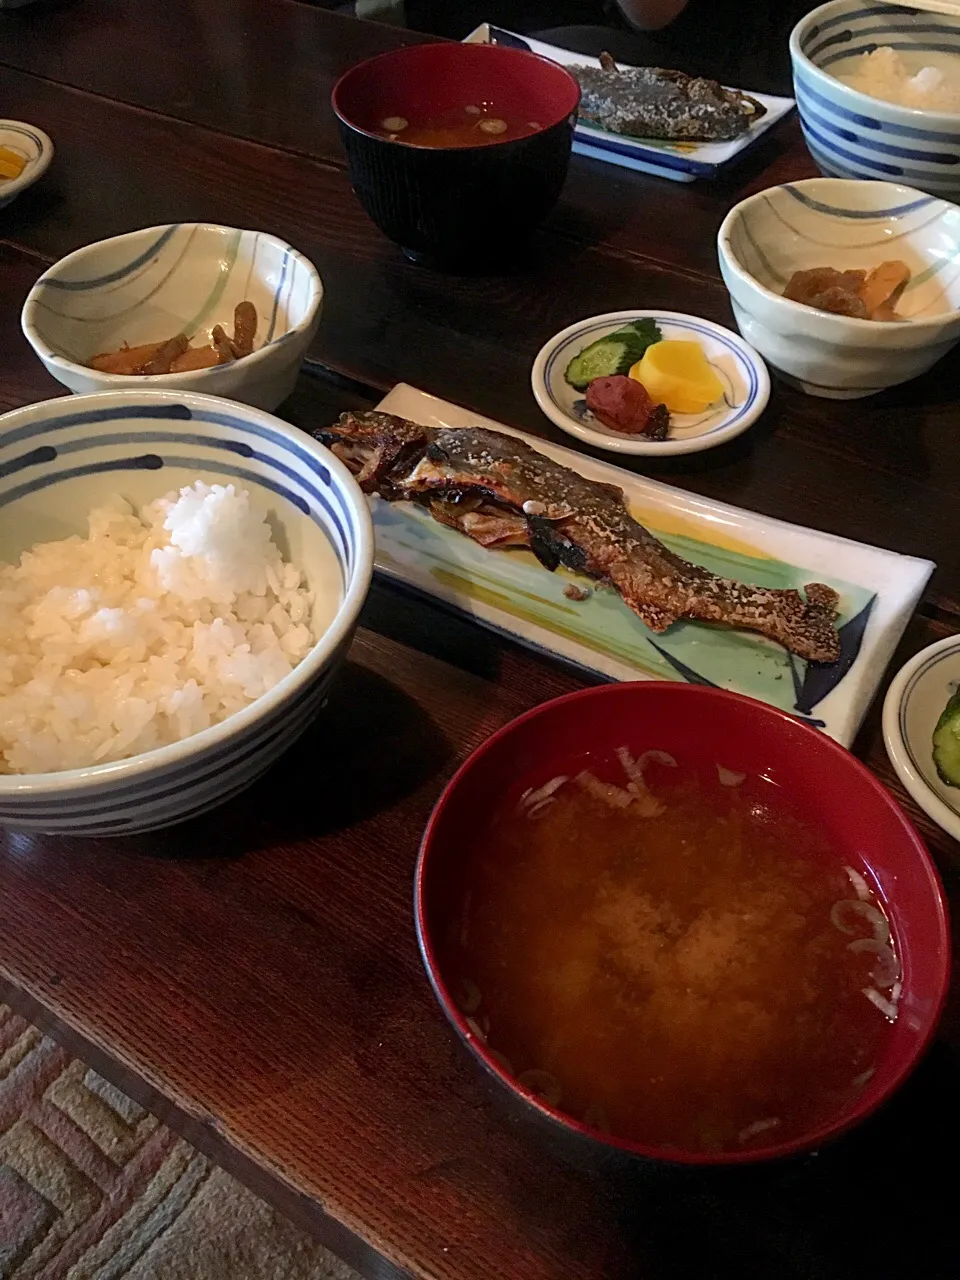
[
  {"x1": 318, "y1": 411, "x2": 840, "y2": 663},
  {"x1": 573, "y1": 53, "x2": 765, "y2": 143}
]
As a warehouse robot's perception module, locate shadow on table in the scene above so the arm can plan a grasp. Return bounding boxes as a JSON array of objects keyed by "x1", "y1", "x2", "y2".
[
  {"x1": 593, "y1": 1041, "x2": 960, "y2": 1280},
  {"x1": 124, "y1": 658, "x2": 452, "y2": 860}
]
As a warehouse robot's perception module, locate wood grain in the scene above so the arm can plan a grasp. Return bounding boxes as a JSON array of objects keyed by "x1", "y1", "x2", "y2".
[
  {"x1": 0, "y1": 0, "x2": 813, "y2": 281},
  {"x1": 0, "y1": 5, "x2": 958, "y2": 1279}
]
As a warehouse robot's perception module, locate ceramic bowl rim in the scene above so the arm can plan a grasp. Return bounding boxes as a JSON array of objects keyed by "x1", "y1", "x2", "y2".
[
  {"x1": 790, "y1": 0, "x2": 960, "y2": 126},
  {"x1": 717, "y1": 178, "x2": 960, "y2": 336},
  {"x1": 531, "y1": 309, "x2": 770, "y2": 457},
  {"x1": 883, "y1": 634, "x2": 960, "y2": 843},
  {"x1": 0, "y1": 388, "x2": 373, "y2": 798},
  {"x1": 0, "y1": 119, "x2": 53, "y2": 203},
  {"x1": 331, "y1": 41, "x2": 581, "y2": 151},
  {"x1": 20, "y1": 223, "x2": 323, "y2": 386},
  {"x1": 416, "y1": 681, "x2": 950, "y2": 1166}
]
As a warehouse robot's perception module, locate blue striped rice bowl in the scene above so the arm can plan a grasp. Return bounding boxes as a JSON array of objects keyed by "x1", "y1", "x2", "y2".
[
  {"x1": 22, "y1": 224, "x2": 322, "y2": 412},
  {"x1": 717, "y1": 178, "x2": 960, "y2": 397},
  {"x1": 791, "y1": 1, "x2": 960, "y2": 200},
  {"x1": 0, "y1": 390, "x2": 373, "y2": 835}
]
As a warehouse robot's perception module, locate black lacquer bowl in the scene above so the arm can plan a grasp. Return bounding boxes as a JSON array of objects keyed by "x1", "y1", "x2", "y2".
[{"x1": 332, "y1": 42, "x2": 580, "y2": 267}]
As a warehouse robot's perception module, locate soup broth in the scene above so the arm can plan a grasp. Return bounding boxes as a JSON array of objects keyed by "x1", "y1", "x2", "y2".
[
  {"x1": 447, "y1": 751, "x2": 898, "y2": 1154},
  {"x1": 376, "y1": 104, "x2": 542, "y2": 147}
]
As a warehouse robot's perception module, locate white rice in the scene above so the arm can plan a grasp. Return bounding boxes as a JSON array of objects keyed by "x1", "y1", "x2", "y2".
[
  {"x1": 0, "y1": 482, "x2": 316, "y2": 774},
  {"x1": 839, "y1": 47, "x2": 960, "y2": 112}
]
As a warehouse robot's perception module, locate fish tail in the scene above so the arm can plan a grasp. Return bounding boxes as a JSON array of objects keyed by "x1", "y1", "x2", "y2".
[{"x1": 708, "y1": 581, "x2": 841, "y2": 664}]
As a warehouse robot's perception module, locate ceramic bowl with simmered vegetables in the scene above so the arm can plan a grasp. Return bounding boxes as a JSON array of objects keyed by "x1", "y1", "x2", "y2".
[
  {"x1": 22, "y1": 224, "x2": 322, "y2": 411},
  {"x1": 718, "y1": 178, "x2": 960, "y2": 398}
]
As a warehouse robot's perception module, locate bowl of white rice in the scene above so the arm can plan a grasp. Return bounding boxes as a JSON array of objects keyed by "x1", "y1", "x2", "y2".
[
  {"x1": 0, "y1": 389, "x2": 373, "y2": 835},
  {"x1": 792, "y1": 0, "x2": 960, "y2": 200}
]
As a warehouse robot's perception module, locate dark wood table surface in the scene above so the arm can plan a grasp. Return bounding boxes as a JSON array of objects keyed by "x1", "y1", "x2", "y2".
[{"x1": 1, "y1": 3, "x2": 960, "y2": 1277}]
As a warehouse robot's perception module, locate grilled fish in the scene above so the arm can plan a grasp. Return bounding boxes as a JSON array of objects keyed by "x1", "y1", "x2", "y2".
[
  {"x1": 573, "y1": 53, "x2": 765, "y2": 143},
  {"x1": 318, "y1": 411, "x2": 840, "y2": 663}
]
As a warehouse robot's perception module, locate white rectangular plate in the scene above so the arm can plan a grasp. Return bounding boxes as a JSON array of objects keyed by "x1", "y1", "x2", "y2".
[
  {"x1": 464, "y1": 24, "x2": 795, "y2": 181},
  {"x1": 367, "y1": 384, "x2": 933, "y2": 746}
]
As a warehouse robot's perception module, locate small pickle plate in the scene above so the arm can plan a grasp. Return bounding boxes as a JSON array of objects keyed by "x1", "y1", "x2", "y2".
[
  {"x1": 0, "y1": 120, "x2": 53, "y2": 208},
  {"x1": 532, "y1": 310, "x2": 770, "y2": 456}
]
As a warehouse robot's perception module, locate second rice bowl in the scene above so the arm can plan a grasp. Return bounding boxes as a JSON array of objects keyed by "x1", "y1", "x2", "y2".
[{"x1": 790, "y1": 0, "x2": 960, "y2": 200}]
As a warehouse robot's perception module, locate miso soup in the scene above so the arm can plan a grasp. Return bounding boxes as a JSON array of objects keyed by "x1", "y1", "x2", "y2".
[
  {"x1": 377, "y1": 103, "x2": 542, "y2": 147},
  {"x1": 447, "y1": 749, "x2": 899, "y2": 1155}
]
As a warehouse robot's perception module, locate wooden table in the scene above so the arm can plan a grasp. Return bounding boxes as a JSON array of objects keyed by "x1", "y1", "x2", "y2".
[{"x1": 1, "y1": 4, "x2": 959, "y2": 1277}]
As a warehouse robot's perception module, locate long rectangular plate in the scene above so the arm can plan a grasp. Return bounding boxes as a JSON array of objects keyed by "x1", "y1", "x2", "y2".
[{"x1": 368, "y1": 384, "x2": 933, "y2": 745}]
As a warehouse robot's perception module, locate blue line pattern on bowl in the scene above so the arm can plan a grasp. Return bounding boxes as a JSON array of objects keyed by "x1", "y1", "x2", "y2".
[
  {"x1": 543, "y1": 316, "x2": 759, "y2": 438},
  {"x1": 0, "y1": 673, "x2": 331, "y2": 821},
  {"x1": 265, "y1": 244, "x2": 291, "y2": 343},
  {"x1": 44, "y1": 226, "x2": 181, "y2": 291},
  {"x1": 0, "y1": 404, "x2": 352, "y2": 571},
  {"x1": 783, "y1": 184, "x2": 934, "y2": 216},
  {"x1": 793, "y1": 1, "x2": 960, "y2": 197},
  {"x1": 23, "y1": 227, "x2": 317, "y2": 378},
  {"x1": 0, "y1": 396, "x2": 368, "y2": 834},
  {"x1": 797, "y1": 104, "x2": 959, "y2": 164},
  {"x1": 0, "y1": 123, "x2": 47, "y2": 149},
  {"x1": 793, "y1": 74, "x2": 954, "y2": 141}
]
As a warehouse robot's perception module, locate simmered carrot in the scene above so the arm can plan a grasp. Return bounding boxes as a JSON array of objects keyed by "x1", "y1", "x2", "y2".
[
  {"x1": 86, "y1": 299, "x2": 258, "y2": 374},
  {"x1": 170, "y1": 344, "x2": 221, "y2": 373},
  {"x1": 211, "y1": 326, "x2": 236, "y2": 364},
  {"x1": 140, "y1": 334, "x2": 189, "y2": 374},
  {"x1": 90, "y1": 340, "x2": 168, "y2": 374},
  {"x1": 231, "y1": 301, "x2": 258, "y2": 356},
  {"x1": 860, "y1": 260, "x2": 910, "y2": 319}
]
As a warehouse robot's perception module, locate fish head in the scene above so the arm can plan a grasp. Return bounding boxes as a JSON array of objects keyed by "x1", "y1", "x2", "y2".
[{"x1": 314, "y1": 411, "x2": 429, "y2": 491}]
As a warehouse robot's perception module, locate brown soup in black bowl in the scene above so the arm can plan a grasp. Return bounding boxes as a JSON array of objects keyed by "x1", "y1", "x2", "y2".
[{"x1": 332, "y1": 43, "x2": 580, "y2": 268}]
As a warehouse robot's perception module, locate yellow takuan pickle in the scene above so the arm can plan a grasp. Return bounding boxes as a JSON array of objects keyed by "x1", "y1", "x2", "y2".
[
  {"x1": 0, "y1": 147, "x2": 28, "y2": 181},
  {"x1": 630, "y1": 340, "x2": 724, "y2": 414}
]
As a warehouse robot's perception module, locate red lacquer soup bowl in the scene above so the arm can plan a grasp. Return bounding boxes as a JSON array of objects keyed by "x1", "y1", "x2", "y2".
[
  {"x1": 415, "y1": 682, "x2": 950, "y2": 1167},
  {"x1": 332, "y1": 42, "x2": 580, "y2": 265}
]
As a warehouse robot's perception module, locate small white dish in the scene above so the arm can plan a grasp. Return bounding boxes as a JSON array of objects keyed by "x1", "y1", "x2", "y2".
[
  {"x1": 0, "y1": 120, "x2": 53, "y2": 209},
  {"x1": 883, "y1": 635, "x2": 960, "y2": 844},
  {"x1": 531, "y1": 310, "x2": 770, "y2": 456},
  {"x1": 718, "y1": 177, "x2": 960, "y2": 399},
  {"x1": 22, "y1": 224, "x2": 322, "y2": 412}
]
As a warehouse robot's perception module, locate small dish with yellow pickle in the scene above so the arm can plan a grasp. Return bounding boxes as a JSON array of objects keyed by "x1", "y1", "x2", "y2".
[
  {"x1": 0, "y1": 121, "x2": 53, "y2": 209},
  {"x1": 532, "y1": 310, "x2": 770, "y2": 458}
]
